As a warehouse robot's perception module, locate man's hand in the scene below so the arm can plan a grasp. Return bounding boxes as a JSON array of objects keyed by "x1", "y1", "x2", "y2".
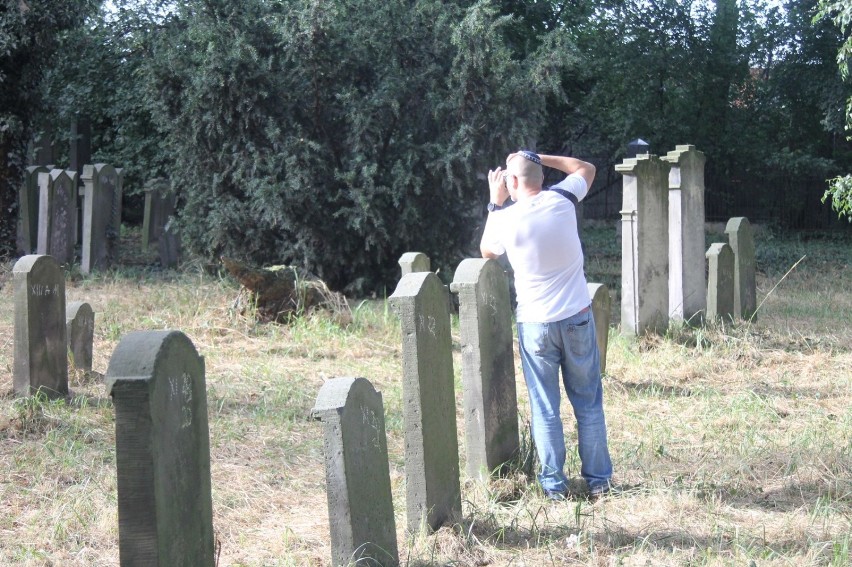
[{"x1": 488, "y1": 166, "x2": 509, "y2": 206}]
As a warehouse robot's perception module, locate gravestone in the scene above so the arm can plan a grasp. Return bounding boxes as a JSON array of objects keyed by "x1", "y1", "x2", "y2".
[
  {"x1": 66, "y1": 302, "x2": 94, "y2": 371},
  {"x1": 142, "y1": 178, "x2": 176, "y2": 252},
  {"x1": 114, "y1": 167, "x2": 125, "y2": 243},
  {"x1": 158, "y1": 218, "x2": 181, "y2": 269},
  {"x1": 449, "y1": 259, "x2": 519, "y2": 480},
  {"x1": 705, "y1": 243, "x2": 735, "y2": 321},
  {"x1": 725, "y1": 217, "x2": 757, "y2": 320},
  {"x1": 664, "y1": 145, "x2": 706, "y2": 322},
  {"x1": 13, "y1": 255, "x2": 68, "y2": 398},
  {"x1": 398, "y1": 252, "x2": 430, "y2": 278},
  {"x1": 615, "y1": 154, "x2": 671, "y2": 335},
  {"x1": 106, "y1": 330, "x2": 215, "y2": 567},
  {"x1": 312, "y1": 377, "x2": 399, "y2": 567},
  {"x1": 17, "y1": 165, "x2": 50, "y2": 255},
  {"x1": 389, "y1": 272, "x2": 462, "y2": 532},
  {"x1": 587, "y1": 283, "x2": 611, "y2": 375},
  {"x1": 37, "y1": 169, "x2": 79, "y2": 265},
  {"x1": 81, "y1": 164, "x2": 120, "y2": 273}
]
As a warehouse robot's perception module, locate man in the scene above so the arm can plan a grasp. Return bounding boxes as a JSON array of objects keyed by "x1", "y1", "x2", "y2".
[{"x1": 480, "y1": 150, "x2": 612, "y2": 500}]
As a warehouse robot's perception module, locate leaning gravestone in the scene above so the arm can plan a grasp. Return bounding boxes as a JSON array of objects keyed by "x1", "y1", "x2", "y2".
[
  {"x1": 81, "y1": 164, "x2": 121, "y2": 273},
  {"x1": 705, "y1": 243, "x2": 735, "y2": 321},
  {"x1": 725, "y1": 217, "x2": 757, "y2": 320},
  {"x1": 312, "y1": 377, "x2": 399, "y2": 567},
  {"x1": 37, "y1": 169, "x2": 79, "y2": 265},
  {"x1": 66, "y1": 301, "x2": 94, "y2": 372},
  {"x1": 17, "y1": 165, "x2": 50, "y2": 255},
  {"x1": 615, "y1": 154, "x2": 670, "y2": 335},
  {"x1": 106, "y1": 330, "x2": 215, "y2": 567},
  {"x1": 449, "y1": 258, "x2": 519, "y2": 480},
  {"x1": 587, "y1": 283, "x2": 612, "y2": 375},
  {"x1": 389, "y1": 272, "x2": 462, "y2": 533},
  {"x1": 663, "y1": 145, "x2": 706, "y2": 322},
  {"x1": 142, "y1": 178, "x2": 176, "y2": 253},
  {"x1": 13, "y1": 255, "x2": 68, "y2": 398},
  {"x1": 398, "y1": 252, "x2": 430, "y2": 278}
]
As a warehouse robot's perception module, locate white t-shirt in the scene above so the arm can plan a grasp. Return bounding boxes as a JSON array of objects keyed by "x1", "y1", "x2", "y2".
[{"x1": 480, "y1": 173, "x2": 589, "y2": 323}]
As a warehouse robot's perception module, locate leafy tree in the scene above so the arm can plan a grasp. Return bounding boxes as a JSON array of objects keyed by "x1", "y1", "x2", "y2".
[
  {"x1": 0, "y1": 0, "x2": 97, "y2": 257},
  {"x1": 818, "y1": 0, "x2": 852, "y2": 221}
]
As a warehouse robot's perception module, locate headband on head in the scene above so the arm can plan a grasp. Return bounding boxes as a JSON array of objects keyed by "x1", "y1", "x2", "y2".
[{"x1": 516, "y1": 150, "x2": 541, "y2": 164}]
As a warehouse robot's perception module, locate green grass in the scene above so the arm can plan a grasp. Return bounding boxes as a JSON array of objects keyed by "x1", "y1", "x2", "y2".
[{"x1": 0, "y1": 225, "x2": 850, "y2": 565}]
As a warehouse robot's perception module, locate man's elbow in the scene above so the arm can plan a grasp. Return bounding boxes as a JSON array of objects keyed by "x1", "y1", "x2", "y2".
[{"x1": 481, "y1": 246, "x2": 499, "y2": 259}]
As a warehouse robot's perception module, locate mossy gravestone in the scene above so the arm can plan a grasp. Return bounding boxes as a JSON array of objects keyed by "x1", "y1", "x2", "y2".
[
  {"x1": 706, "y1": 243, "x2": 735, "y2": 321},
  {"x1": 312, "y1": 377, "x2": 399, "y2": 567},
  {"x1": 587, "y1": 283, "x2": 612, "y2": 375},
  {"x1": 389, "y1": 272, "x2": 462, "y2": 533},
  {"x1": 13, "y1": 255, "x2": 68, "y2": 398},
  {"x1": 106, "y1": 330, "x2": 214, "y2": 567},
  {"x1": 725, "y1": 217, "x2": 757, "y2": 320},
  {"x1": 37, "y1": 169, "x2": 78, "y2": 266},
  {"x1": 81, "y1": 164, "x2": 120, "y2": 273},
  {"x1": 450, "y1": 258, "x2": 519, "y2": 480},
  {"x1": 66, "y1": 301, "x2": 94, "y2": 371}
]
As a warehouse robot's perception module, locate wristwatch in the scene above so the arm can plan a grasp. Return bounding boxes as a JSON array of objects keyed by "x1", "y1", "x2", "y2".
[{"x1": 487, "y1": 200, "x2": 513, "y2": 212}]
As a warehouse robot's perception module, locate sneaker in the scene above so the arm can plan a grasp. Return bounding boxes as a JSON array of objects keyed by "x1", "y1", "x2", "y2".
[{"x1": 545, "y1": 489, "x2": 567, "y2": 502}]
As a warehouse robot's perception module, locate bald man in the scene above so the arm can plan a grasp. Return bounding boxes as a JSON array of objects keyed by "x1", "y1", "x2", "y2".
[{"x1": 480, "y1": 150, "x2": 612, "y2": 501}]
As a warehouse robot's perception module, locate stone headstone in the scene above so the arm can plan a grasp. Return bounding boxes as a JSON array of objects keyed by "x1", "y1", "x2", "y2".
[
  {"x1": 158, "y1": 218, "x2": 182, "y2": 269},
  {"x1": 142, "y1": 178, "x2": 176, "y2": 252},
  {"x1": 705, "y1": 243, "x2": 735, "y2": 321},
  {"x1": 114, "y1": 167, "x2": 124, "y2": 243},
  {"x1": 17, "y1": 165, "x2": 49, "y2": 255},
  {"x1": 312, "y1": 377, "x2": 399, "y2": 567},
  {"x1": 106, "y1": 330, "x2": 215, "y2": 567},
  {"x1": 398, "y1": 252, "x2": 430, "y2": 278},
  {"x1": 725, "y1": 217, "x2": 757, "y2": 320},
  {"x1": 587, "y1": 283, "x2": 611, "y2": 375},
  {"x1": 389, "y1": 272, "x2": 461, "y2": 532},
  {"x1": 615, "y1": 154, "x2": 671, "y2": 335},
  {"x1": 664, "y1": 145, "x2": 706, "y2": 322},
  {"x1": 449, "y1": 259, "x2": 519, "y2": 480},
  {"x1": 81, "y1": 164, "x2": 120, "y2": 273},
  {"x1": 37, "y1": 169, "x2": 79, "y2": 265},
  {"x1": 13, "y1": 255, "x2": 68, "y2": 398},
  {"x1": 66, "y1": 301, "x2": 94, "y2": 371}
]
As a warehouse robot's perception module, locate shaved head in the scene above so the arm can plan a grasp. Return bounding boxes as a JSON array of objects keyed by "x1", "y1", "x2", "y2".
[{"x1": 507, "y1": 154, "x2": 544, "y2": 185}]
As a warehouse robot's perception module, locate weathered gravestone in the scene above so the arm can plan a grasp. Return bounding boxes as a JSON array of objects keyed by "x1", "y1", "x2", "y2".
[
  {"x1": 106, "y1": 330, "x2": 215, "y2": 567},
  {"x1": 389, "y1": 272, "x2": 462, "y2": 532},
  {"x1": 398, "y1": 252, "x2": 430, "y2": 278},
  {"x1": 66, "y1": 301, "x2": 94, "y2": 372},
  {"x1": 312, "y1": 377, "x2": 399, "y2": 567},
  {"x1": 449, "y1": 259, "x2": 519, "y2": 480},
  {"x1": 158, "y1": 218, "x2": 182, "y2": 269},
  {"x1": 705, "y1": 243, "x2": 735, "y2": 321},
  {"x1": 587, "y1": 283, "x2": 612, "y2": 375},
  {"x1": 615, "y1": 154, "x2": 671, "y2": 335},
  {"x1": 664, "y1": 145, "x2": 706, "y2": 322},
  {"x1": 725, "y1": 217, "x2": 757, "y2": 320},
  {"x1": 37, "y1": 169, "x2": 79, "y2": 265},
  {"x1": 142, "y1": 178, "x2": 176, "y2": 253},
  {"x1": 17, "y1": 165, "x2": 50, "y2": 255},
  {"x1": 81, "y1": 164, "x2": 121, "y2": 273},
  {"x1": 13, "y1": 255, "x2": 68, "y2": 398}
]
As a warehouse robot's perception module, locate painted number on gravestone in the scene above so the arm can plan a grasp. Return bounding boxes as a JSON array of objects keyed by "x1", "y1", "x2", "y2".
[
  {"x1": 417, "y1": 314, "x2": 437, "y2": 337},
  {"x1": 169, "y1": 372, "x2": 193, "y2": 429},
  {"x1": 361, "y1": 405, "x2": 381, "y2": 449},
  {"x1": 31, "y1": 284, "x2": 60, "y2": 296}
]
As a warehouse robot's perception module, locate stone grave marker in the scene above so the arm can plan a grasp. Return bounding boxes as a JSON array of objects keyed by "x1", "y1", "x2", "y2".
[
  {"x1": 81, "y1": 164, "x2": 120, "y2": 273},
  {"x1": 706, "y1": 243, "x2": 735, "y2": 321},
  {"x1": 398, "y1": 252, "x2": 430, "y2": 278},
  {"x1": 312, "y1": 377, "x2": 399, "y2": 567},
  {"x1": 158, "y1": 218, "x2": 182, "y2": 268},
  {"x1": 66, "y1": 301, "x2": 94, "y2": 372},
  {"x1": 106, "y1": 330, "x2": 215, "y2": 567},
  {"x1": 449, "y1": 258, "x2": 519, "y2": 480},
  {"x1": 587, "y1": 283, "x2": 612, "y2": 375},
  {"x1": 615, "y1": 154, "x2": 671, "y2": 335},
  {"x1": 725, "y1": 217, "x2": 757, "y2": 320},
  {"x1": 142, "y1": 178, "x2": 176, "y2": 252},
  {"x1": 17, "y1": 165, "x2": 50, "y2": 255},
  {"x1": 389, "y1": 272, "x2": 462, "y2": 533},
  {"x1": 664, "y1": 145, "x2": 706, "y2": 322},
  {"x1": 13, "y1": 255, "x2": 68, "y2": 398},
  {"x1": 37, "y1": 169, "x2": 79, "y2": 265}
]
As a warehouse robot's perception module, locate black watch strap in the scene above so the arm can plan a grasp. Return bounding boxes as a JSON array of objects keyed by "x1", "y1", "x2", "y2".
[{"x1": 487, "y1": 200, "x2": 514, "y2": 212}]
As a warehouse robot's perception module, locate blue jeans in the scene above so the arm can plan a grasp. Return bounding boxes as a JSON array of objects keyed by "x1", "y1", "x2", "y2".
[{"x1": 518, "y1": 308, "x2": 612, "y2": 493}]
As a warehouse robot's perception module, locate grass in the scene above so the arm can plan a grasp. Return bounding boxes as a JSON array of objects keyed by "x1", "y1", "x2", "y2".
[{"x1": 1, "y1": 224, "x2": 851, "y2": 566}]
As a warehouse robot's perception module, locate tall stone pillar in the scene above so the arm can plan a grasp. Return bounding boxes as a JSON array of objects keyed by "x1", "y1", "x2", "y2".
[
  {"x1": 663, "y1": 145, "x2": 706, "y2": 322},
  {"x1": 615, "y1": 154, "x2": 671, "y2": 335}
]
